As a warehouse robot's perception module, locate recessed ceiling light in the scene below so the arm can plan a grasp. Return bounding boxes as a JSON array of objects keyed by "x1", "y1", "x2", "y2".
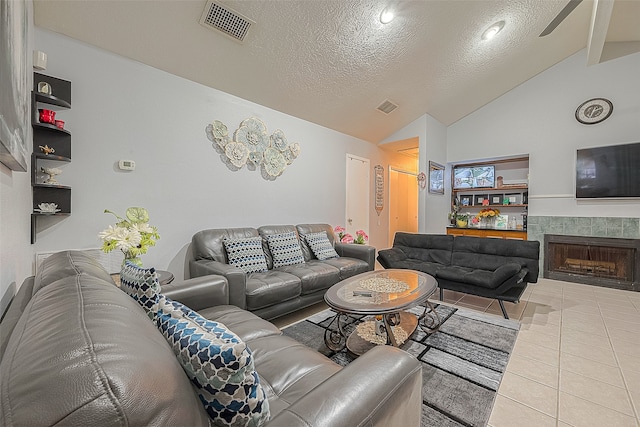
[
  {"x1": 380, "y1": 8, "x2": 395, "y2": 24},
  {"x1": 481, "y1": 20, "x2": 505, "y2": 40}
]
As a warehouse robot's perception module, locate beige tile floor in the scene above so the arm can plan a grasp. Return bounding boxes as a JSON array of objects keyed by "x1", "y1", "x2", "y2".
[{"x1": 273, "y1": 278, "x2": 640, "y2": 427}]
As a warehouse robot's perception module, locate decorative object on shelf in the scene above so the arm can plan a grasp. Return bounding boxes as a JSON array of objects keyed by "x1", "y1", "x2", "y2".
[
  {"x1": 456, "y1": 213, "x2": 469, "y2": 228},
  {"x1": 460, "y1": 196, "x2": 471, "y2": 206},
  {"x1": 33, "y1": 50, "x2": 47, "y2": 70},
  {"x1": 428, "y1": 161, "x2": 444, "y2": 194},
  {"x1": 496, "y1": 176, "x2": 504, "y2": 187},
  {"x1": 503, "y1": 197, "x2": 510, "y2": 205},
  {"x1": 40, "y1": 166, "x2": 62, "y2": 184},
  {"x1": 38, "y1": 144, "x2": 55, "y2": 155},
  {"x1": 54, "y1": 120, "x2": 64, "y2": 129},
  {"x1": 99, "y1": 207, "x2": 160, "y2": 267},
  {"x1": 38, "y1": 108, "x2": 56, "y2": 124},
  {"x1": 205, "y1": 117, "x2": 300, "y2": 180},
  {"x1": 374, "y1": 165, "x2": 384, "y2": 215},
  {"x1": 575, "y1": 98, "x2": 613, "y2": 125},
  {"x1": 495, "y1": 214, "x2": 508, "y2": 229},
  {"x1": 482, "y1": 199, "x2": 490, "y2": 206},
  {"x1": 37, "y1": 81, "x2": 51, "y2": 95},
  {"x1": 475, "y1": 207, "x2": 501, "y2": 228},
  {"x1": 417, "y1": 172, "x2": 426, "y2": 189},
  {"x1": 35, "y1": 202, "x2": 60, "y2": 213}
]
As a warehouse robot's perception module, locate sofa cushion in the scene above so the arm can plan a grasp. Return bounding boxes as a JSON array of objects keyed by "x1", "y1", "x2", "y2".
[
  {"x1": 296, "y1": 224, "x2": 337, "y2": 261},
  {"x1": 192, "y1": 228, "x2": 261, "y2": 264},
  {"x1": 223, "y1": 236, "x2": 269, "y2": 274},
  {"x1": 276, "y1": 260, "x2": 340, "y2": 295},
  {"x1": 436, "y1": 263, "x2": 522, "y2": 289},
  {"x1": 303, "y1": 231, "x2": 339, "y2": 260},
  {"x1": 320, "y1": 257, "x2": 370, "y2": 280},
  {"x1": 119, "y1": 261, "x2": 160, "y2": 316},
  {"x1": 393, "y1": 233, "x2": 454, "y2": 265},
  {"x1": 155, "y1": 295, "x2": 270, "y2": 426},
  {"x1": 266, "y1": 231, "x2": 305, "y2": 268},
  {"x1": 245, "y1": 271, "x2": 302, "y2": 310}
]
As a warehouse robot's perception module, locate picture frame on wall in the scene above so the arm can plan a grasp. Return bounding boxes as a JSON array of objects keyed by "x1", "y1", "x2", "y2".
[
  {"x1": 0, "y1": 0, "x2": 29, "y2": 171},
  {"x1": 428, "y1": 161, "x2": 445, "y2": 194}
]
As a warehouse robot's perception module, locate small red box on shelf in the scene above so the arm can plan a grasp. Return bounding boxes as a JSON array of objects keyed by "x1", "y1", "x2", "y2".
[{"x1": 38, "y1": 109, "x2": 56, "y2": 124}]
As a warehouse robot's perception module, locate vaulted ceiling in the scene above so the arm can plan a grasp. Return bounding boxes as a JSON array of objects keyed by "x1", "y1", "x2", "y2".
[{"x1": 34, "y1": 0, "x2": 640, "y2": 143}]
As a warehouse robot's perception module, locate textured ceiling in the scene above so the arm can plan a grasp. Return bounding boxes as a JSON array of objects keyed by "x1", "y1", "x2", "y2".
[{"x1": 33, "y1": 0, "x2": 640, "y2": 143}]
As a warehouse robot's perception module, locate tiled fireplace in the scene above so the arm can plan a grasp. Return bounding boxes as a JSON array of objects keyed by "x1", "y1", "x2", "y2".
[
  {"x1": 527, "y1": 216, "x2": 640, "y2": 291},
  {"x1": 544, "y1": 234, "x2": 639, "y2": 291}
]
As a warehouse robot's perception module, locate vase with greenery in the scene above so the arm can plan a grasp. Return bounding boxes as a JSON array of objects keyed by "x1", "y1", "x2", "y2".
[
  {"x1": 456, "y1": 213, "x2": 469, "y2": 228},
  {"x1": 99, "y1": 207, "x2": 160, "y2": 266},
  {"x1": 475, "y1": 208, "x2": 500, "y2": 228}
]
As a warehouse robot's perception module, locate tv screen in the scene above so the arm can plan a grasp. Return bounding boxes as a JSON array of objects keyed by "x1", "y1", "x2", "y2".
[
  {"x1": 453, "y1": 165, "x2": 495, "y2": 189},
  {"x1": 576, "y1": 142, "x2": 640, "y2": 198}
]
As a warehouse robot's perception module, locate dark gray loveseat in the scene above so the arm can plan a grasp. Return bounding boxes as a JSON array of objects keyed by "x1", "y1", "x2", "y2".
[
  {"x1": 377, "y1": 233, "x2": 540, "y2": 318},
  {"x1": 1, "y1": 251, "x2": 422, "y2": 426},
  {"x1": 189, "y1": 223, "x2": 375, "y2": 320}
]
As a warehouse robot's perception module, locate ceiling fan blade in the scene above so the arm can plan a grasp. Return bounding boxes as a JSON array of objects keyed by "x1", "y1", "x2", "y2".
[{"x1": 539, "y1": 0, "x2": 584, "y2": 37}]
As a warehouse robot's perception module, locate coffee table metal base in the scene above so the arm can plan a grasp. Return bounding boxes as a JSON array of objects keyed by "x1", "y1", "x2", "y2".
[{"x1": 323, "y1": 302, "x2": 442, "y2": 355}]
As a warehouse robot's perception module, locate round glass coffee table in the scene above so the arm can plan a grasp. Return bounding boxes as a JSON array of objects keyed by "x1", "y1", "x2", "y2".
[{"x1": 323, "y1": 269, "x2": 440, "y2": 355}]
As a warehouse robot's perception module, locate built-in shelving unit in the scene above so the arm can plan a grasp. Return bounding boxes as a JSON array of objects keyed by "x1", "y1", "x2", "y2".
[
  {"x1": 450, "y1": 156, "x2": 529, "y2": 235},
  {"x1": 31, "y1": 72, "x2": 72, "y2": 244}
]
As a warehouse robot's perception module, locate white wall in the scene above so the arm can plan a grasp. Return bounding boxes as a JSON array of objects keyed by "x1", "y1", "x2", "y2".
[
  {"x1": 448, "y1": 49, "x2": 640, "y2": 217},
  {"x1": 381, "y1": 113, "x2": 450, "y2": 234},
  {"x1": 24, "y1": 28, "x2": 396, "y2": 280}
]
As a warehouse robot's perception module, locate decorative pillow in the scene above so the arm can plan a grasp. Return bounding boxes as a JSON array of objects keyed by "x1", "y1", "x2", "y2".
[
  {"x1": 266, "y1": 231, "x2": 305, "y2": 268},
  {"x1": 223, "y1": 237, "x2": 269, "y2": 274},
  {"x1": 119, "y1": 261, "x2": 160, "y2": 318},
  {"x1": 155, "y1": 295, "x2": 270, "y2": 426},
  {"x1": 304, "y1": 231, "x2": 339, "y2": 260}
]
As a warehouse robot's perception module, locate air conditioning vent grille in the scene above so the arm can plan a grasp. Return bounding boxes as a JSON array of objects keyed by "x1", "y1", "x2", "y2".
[
  {"x1": 377, "y1": 99, "x2": 398, "y2": 114},
  {"x1": 200, "y1": 1, "x2": 253, "y2": 42}
]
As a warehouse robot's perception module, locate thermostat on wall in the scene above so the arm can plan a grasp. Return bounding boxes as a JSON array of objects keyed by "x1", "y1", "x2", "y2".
[{"x1": 118, "y1": 160, "x2": 136, "y2": 171}]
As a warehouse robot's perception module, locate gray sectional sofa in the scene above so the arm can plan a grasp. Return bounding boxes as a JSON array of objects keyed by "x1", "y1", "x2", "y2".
[
  {"x1": 0, "y1": 250, "x2": 422, "y2": 426},
  {"x1": 378, "y1": 233, "x2": 540, "y2": 318},
  {"x1": 189, "y1": 223, "x2": 375, "y2": 320}
]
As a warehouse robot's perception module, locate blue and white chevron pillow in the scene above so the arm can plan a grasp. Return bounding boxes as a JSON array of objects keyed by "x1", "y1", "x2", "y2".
[
  {"x1": 119, "y1": 261, "x2": 160, "y2": 318},
  {"x1": 266, "y1": 231, "x2": 305, "y2": 268},
  {"x1": 304, "y1": 231, "x2": 339, "y2": 260},
  {"x1": 223, "y1": 236, "x2": 268, "y2": 274},
  {"x1": 155, "y1": 295, "x2": 270, "y2": 426}
]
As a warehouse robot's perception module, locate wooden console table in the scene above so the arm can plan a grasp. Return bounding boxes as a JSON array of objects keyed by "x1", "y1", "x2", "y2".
[{"x1": 446, "y1": 227, "x2": 527, "y2": 240}]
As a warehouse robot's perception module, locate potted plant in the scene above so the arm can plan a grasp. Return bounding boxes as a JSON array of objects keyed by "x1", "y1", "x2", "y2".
[{"x1": 456, "y1": 213, "x2": 469, "y2": 228}]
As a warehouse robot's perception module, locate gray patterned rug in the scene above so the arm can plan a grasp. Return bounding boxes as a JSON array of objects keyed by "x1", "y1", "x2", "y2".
[{"x1": 282, "y1": 304, "x2": 519, "y2": 427}]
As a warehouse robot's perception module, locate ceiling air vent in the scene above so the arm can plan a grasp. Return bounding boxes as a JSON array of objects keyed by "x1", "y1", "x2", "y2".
[
  {"x1": 376, "y1": 99, "x2": 398, "y2": 115},
  {"x1": 199, "y1": 1, "x2": 254, "y2": 42}
]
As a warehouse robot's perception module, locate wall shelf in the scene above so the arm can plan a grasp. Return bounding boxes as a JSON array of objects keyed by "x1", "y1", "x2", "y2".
[{"x1": 31, "y1": 72, "x2": 72, "y2": 244}]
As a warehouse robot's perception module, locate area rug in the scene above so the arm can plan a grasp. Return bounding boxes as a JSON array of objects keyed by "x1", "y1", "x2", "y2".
[{"x1": 282, "y1": 303, "x2": 520, "y2": 427}]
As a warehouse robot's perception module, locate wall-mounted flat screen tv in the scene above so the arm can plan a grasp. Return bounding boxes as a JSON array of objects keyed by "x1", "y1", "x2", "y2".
[
  {"x1": 576, "y1": 142, "x2": 640, "y2": 198},
  {"x1": 453, "y1": 165, "x2": 495, "y2": 189}
]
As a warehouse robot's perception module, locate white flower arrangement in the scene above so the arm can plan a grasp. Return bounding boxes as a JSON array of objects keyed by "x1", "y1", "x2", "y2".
[{"x1": 99, "y1": 207, "x2": 159, "y2": 266}]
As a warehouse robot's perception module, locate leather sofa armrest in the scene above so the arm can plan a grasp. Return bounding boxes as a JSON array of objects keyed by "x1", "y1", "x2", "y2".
[
  {"x1": 189, "y1": 260, "x2": 247, "y2": 309},
  {"x1": 335, "y1": 243, "x2": 376, "y2": 271},
  {"x1": 267, "y1": 346, "x2": 422, "y2": 427},
  {"x1": 376, "y1": 247, "x2": 407, "y2": 269},
  {"x1": 161, "y1": 276, "x2": 229, "y2": 311}
]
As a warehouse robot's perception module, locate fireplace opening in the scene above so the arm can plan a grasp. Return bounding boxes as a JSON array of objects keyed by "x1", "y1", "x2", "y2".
[{"x1": 544, "y1": 235, "x2": 639, "y2": 291}]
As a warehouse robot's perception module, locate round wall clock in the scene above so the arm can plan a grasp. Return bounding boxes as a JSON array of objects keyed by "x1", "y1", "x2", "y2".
[{"x1": 575, "y1": 98, "x2": 613, "y2": 125}]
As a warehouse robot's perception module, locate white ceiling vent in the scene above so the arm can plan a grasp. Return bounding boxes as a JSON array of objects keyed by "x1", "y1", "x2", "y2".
[
  {"x1": 199, "y1": 1, "x2": 254, "y2": 42},
  {"x1": 376, "y1": 99, "x2": 398, "y2": 114}
]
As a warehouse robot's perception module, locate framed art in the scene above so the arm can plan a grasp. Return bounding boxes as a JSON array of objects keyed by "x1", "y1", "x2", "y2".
[
  {"x1": 428, "y1": 161, "x2": 444, "y2": 194},
  {"x1": 0, "y1": 0, "x2": 29, "y2": 171}
]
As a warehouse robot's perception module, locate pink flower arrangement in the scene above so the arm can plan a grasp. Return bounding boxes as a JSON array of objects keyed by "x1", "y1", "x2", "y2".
[
  {"x1": 354, "y1": 229, "x2": 368, "y2": 245},
  {"x1": 334, "y1": 226, "x2": 368, "y2": 244}
]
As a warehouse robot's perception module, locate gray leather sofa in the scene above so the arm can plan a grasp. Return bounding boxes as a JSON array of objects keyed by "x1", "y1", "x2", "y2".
[
  {"x1": 1, "y1": 251, "x2": 422, "y2": 426},
  {"x1": 189, "y1": 223, "x2": 375, "y2": 320},
  {"x1": 378, "y1": 233, "x2": 540, "y2": 318}
]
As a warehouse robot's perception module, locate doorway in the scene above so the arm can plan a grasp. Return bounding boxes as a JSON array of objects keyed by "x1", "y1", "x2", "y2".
[
  {"x1": 389, "y1": 167, "x2": 419, "y2": 245},
  {"x1": 345, "y1": 154, "x2": 370, "y2": 238}
]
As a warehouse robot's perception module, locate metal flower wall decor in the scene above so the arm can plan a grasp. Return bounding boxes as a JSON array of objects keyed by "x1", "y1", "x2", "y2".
[{"x1": 206, "y1": 117, "x2": 301, "y2": 180}]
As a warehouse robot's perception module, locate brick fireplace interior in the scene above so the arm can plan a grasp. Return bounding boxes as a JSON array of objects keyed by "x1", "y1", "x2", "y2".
[{"x1": 544, "y1": 234, "x2": 640, "y2": 291}]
